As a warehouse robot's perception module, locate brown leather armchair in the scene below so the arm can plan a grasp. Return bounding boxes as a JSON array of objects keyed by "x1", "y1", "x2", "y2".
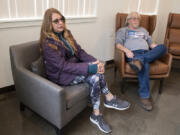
[
  {"x1": 165, "y1": 13, "x2": 180, "y2": 60},
  {"x1": 114, "y1": 13, "x2": 173, "y2": 94}
]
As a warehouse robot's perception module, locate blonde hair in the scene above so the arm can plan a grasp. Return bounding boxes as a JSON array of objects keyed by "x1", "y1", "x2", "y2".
[
  {"x1": 125, "y1": 11, "x2": 141, "y2": 26},
  {"x1": 40, "y1": 8, "x2": 77, "y2": 54}
]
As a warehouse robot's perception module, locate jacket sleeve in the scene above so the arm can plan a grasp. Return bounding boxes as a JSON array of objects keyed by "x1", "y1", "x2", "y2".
[
  {"x1": 68, "y1": 30, "x2": 97, "y2": 62},
  {"x1": 42, "y1": 42, "x2": 89, "y2": 75}
]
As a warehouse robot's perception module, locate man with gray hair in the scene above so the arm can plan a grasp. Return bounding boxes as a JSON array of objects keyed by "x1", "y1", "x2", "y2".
[{"x1": 115, "y1": 12, "x2": 167, "y2": 111}]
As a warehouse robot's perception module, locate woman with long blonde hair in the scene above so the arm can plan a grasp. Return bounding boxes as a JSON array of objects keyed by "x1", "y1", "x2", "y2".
[{"x1": 40, "y1": 8, "x2": 130, "y2": 133}]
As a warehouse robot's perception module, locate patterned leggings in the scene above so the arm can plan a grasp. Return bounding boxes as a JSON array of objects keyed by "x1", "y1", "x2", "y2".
[{"x1": 70, "y1": 73, "x2": 110, "y2": 110}]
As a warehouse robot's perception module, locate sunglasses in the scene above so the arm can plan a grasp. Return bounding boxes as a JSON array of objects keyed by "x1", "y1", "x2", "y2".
[{"x1": 52, "y1": 16, "x2": 65, "y2": 24}]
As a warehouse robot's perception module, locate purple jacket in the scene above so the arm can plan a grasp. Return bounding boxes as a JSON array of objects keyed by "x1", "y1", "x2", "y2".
[{"x1": 42, "y1": 31, "x2": 96, "y2": 86}]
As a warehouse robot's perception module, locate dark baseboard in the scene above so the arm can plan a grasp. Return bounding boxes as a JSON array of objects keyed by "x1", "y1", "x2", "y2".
[
  {"x1": 105, "y1": 60, "x2": 114, "y2": 69},
  {"x1": 106, "y1": 60, "x2": 114, "y2": 65},
  {"x1": 0, "y1": 85, "x2": 15, "y2": 95}
]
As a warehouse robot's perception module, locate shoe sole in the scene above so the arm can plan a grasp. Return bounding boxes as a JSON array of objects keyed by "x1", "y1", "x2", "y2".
[
  {"x1": 104, "y1": 103, "x2": 130, "y2": 111},
  {"x1": 90, "y1": 117, "x2": 111, "y2": 134},
  {"x1": 140, "y1": 103, "x2": 152, "y2": 112}
]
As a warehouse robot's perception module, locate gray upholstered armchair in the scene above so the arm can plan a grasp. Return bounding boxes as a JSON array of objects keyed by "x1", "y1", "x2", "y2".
[{"x1": 9, "y1": 41, "x2": 90, "y2": 135}]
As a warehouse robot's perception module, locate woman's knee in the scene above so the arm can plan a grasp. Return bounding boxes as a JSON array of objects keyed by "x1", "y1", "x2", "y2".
[
  {"x1": 87, "y1": 74, "x2": 100, "y2": 85},
  {"x1": 92, "y1": 74, "x2": 100, "y2": 83}
]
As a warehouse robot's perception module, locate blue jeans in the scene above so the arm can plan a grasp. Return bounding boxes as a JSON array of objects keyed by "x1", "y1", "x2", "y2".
[{"x1": 126, "y1": 44, "x2": 167, "y2": 98}]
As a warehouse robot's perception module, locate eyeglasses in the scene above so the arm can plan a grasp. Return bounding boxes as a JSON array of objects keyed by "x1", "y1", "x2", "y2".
[
  {"x1": 130, "y1": 17, "x2": 140, "y2": 21},
  {"x1": 52, "y1": 16, "x2": 65, "y2": 24}
]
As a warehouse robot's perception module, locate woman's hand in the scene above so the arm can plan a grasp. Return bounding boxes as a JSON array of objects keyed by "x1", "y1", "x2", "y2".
[
  {"x1": 97, "y1": 62, "x2": 105, "y2": 74},
  {"x1": 92, "y1": 60, "x2": 105, "y2": 74}
]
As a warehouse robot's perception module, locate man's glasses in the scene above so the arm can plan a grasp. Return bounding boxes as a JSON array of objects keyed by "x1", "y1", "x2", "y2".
[
  {"x1": 130, "y1": 17, "x2": 140, "y2": 21},
  {"x1": 52, "y1": 16, "x2": 65, "y2": 24}
]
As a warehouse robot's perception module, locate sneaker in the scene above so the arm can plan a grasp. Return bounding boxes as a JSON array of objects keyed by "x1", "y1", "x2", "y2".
[
  {"x1": 129, "y1": 59, "x2": 142, "y2": 72},
  {"x1": 90, "y1": 113, "x2": 112, "y2": 134},
  {"x1": 104, "y1": 96, "x2": 130, "y2": 111},
  {"x1": 140, "y1": 98, "x2": 153, "y2": 111}
]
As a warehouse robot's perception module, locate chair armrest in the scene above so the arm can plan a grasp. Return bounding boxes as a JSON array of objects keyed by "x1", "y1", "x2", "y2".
[
  {"x1": 114, "y1": 47, "x2": 125, "y2": 75},
  {"x1": 15, "y1": 67, "x2": 66, "y2": 128},
  {"x1": 159, "y1": 53, "x2": 172, "y2": 78},
  {"x1": 159, "y1": 53, "x2": 172, "y2": 65},
  {"x1": 165, "y1": 39, "x2": 170, "y2": 49}
]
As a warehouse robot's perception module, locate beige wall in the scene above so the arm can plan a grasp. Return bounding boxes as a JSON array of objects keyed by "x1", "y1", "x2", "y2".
[
  {"x1": 153, "y1": 0, "x2": 172, "y2": 43},
  {"x1": 153, "y1": 0, "x2": 180, "y2": 43},
  {"x1": 0, "y1": 0, "x2": 180, "y2": 88},
  {"x1": 172, "y1": 0, "x2": 180, "y2": 13},
  {"x1": 0, "y1": 26, "x2": 41, "y2": 87}
]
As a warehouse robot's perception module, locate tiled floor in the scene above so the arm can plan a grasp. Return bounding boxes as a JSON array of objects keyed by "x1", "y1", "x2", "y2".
[{"x1": 0, "y1": 67, "x2": 180, "y2": 135}]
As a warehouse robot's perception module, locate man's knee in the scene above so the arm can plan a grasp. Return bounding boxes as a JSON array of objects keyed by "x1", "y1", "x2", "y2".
[{"x1": 158, "y1": 44, "x2": 167, "y2": 53}]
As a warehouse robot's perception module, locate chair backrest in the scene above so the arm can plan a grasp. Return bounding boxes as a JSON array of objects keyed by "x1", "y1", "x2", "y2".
[
  {"x1": 165, "y1": 13, "x2": 180, "y2": 44},
  {"x1": 10, "y1": 41, "x2": 40, "y2": 70},
  {"x1": 9, "y1": 41, "x2": 41, "y2": 86},
  {"x1": 116, "y1": 13, "x2": 157, "y2": 36},
  {"x1": 9, "y1": 41, "x2": 42, "y2": 79}
]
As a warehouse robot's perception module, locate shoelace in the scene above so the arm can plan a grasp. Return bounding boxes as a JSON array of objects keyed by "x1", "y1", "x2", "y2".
[
  {"x1": 111, "y1": 97, "x2": 118, "y2": 103},
  {"x1": 97, "y1": 115, "x2": 106, "y2": 125},
  {"x1": 112, "y1": 97, "x2": 121, "y2": 107}
]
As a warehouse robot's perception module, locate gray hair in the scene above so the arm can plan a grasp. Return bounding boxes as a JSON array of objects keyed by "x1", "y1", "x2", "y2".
[{"x1": 125, "y1": 12, "x2": 141, "y2": 26}]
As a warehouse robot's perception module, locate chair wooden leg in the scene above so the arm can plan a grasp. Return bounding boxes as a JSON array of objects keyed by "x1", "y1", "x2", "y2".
[
  {"x1": 120, "y1": 79, "x2": 125, "y2": 94},
  {"x1": 55, "y1": 127, "x2": 62, "y2": 135},
  {"x1": 114, "y1": 65, "x2": 117, "y2": 78},
  {"x1": 159, "y1": 79, "x2": 164, "y2": 94},
  {"x1": 20, "y1": 102, "x2": 25, "y2": 112}
]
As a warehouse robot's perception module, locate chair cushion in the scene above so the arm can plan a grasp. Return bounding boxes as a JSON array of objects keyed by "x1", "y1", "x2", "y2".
[
  {"x1": 31, "y1": 56, "x2": 46, "y2": 77},
  {"x1": 64, "y1": 83, "x2": 89, "y2": 109},
  {"x1": 169, "y1": 43, "x2": 180, "y2": 56},
  {"x1": 125, "y1": 60, "x2": 169, "y2": 75}
]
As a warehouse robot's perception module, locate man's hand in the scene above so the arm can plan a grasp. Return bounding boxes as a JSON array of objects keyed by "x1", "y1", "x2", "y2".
[
  {"x1": 116, "y1": 43, "x2": 134, "y2": 58},
  {"x1": 150, "y1": 43, "x2": 158, "y2": 49},
  {"x1": 125, "y1": 50, "x2": 134, "y2": 58}
]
